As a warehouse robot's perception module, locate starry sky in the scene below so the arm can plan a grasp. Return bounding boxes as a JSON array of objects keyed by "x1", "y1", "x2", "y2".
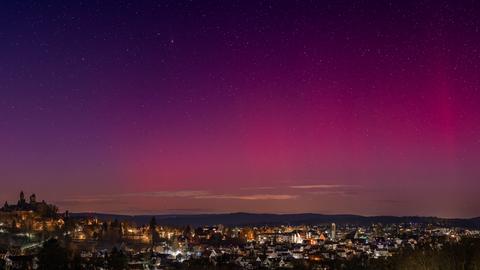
[{"x1": 1, "y1": 0, "x2": 480, "y2": 217}]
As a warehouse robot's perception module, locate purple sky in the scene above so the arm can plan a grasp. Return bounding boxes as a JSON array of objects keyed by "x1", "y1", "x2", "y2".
[{"x1": 1, "y1": 1, "x2": 480, "y2": 217}]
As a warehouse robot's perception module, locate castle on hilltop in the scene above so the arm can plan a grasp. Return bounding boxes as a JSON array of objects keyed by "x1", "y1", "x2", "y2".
[{"x1": 1, "y1": 191, "x2": 58, "y2": 218}]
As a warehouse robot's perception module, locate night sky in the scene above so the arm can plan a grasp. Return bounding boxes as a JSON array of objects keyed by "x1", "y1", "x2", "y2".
[{"x1": 1, "y1": 1, "x2": 480, "y2": 217}]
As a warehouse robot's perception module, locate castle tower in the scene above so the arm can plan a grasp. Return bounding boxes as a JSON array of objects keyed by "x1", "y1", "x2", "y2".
[
  {"x1": 19, "y1": 191, "x2": 26, "y2": 205},
  {"x1": 29, "y1": 194, "x2": 36, "y2": 204}
]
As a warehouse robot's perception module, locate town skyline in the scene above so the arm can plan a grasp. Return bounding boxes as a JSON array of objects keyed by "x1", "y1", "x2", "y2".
[{"x1": 2, "y1": 189, "x2": 478, "y2": 269}]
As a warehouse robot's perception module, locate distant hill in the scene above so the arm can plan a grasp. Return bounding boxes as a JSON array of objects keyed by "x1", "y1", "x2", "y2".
[{"x1": 70, "y1": 212, "x2": 480, "y2": 228}]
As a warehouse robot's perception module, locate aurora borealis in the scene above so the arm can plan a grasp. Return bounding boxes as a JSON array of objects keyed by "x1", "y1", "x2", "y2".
[{"x1": 1, "y1": 1, "x2": 480, "y2": 217}]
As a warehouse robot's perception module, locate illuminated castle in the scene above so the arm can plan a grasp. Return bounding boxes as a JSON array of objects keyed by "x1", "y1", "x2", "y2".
[
  {"x1": 1, "y1": 191, "x2": 58, "y2": 217},
  {"x1": 0, "y1": 191, "x2": 64, "y2": 232}
]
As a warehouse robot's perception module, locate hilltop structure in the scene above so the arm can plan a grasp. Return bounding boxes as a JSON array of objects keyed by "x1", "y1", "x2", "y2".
[{"x1": 1, "y1": 191, "x2": 58, "y2": 217}]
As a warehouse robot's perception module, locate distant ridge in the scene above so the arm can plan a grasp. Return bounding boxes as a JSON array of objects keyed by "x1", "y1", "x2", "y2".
[{"x1": 70, "y1": 212, "x2": 480, "y2": 228}]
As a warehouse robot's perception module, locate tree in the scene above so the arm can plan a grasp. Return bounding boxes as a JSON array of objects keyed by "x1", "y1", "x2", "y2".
[
  {"x1": 149, "y1": 216, "x2": 157, "y2": 231},
  {"x1": 183, "y1": 225, "x2": 192, "y2": 238},
  {"x1": 149, "y1": 216, "x2": 159, "y2": 246},
  {"x1": 107, "y1": 247, "x2": 128, "y2": 270},
  {"x1": 38, "y1": 238, "x2": 69, "y2": 270}
]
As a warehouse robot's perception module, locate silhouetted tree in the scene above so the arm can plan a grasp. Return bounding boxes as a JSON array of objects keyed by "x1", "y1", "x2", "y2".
[
  {"x1": 38, "y1": 238, "x2": 69, "y2": 270},
  {"x1": 149, "y1": 216, "x2": 159, "y2": 246},
  {"x1": 112, "y1": 218, "x2": 120, "y2": 228},
  {"x1": 107, "y1": 246, "x2": 128, "y2": 270},
  {"x1": 70, "y1": 253, "x2": 83, "y2": 270},
  {"x1": 338, "y1": 238, "x2": 480, "y2": 270},
  {"x1": 183, "y1": 225, "x2": 192, "y2": 238},
  {"x1": 149, "y1": 216, "x2": 157, "y2": 230}
]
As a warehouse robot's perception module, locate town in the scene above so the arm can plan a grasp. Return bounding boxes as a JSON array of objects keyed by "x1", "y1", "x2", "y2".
[{"x1": 1, "y1": 192, "x2": 479, "y2": 269}]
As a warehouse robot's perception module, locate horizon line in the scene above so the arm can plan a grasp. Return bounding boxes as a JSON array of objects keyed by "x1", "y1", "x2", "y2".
[{"x1": 67, "y1": 211, "x2": 480, "y2": 220}]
